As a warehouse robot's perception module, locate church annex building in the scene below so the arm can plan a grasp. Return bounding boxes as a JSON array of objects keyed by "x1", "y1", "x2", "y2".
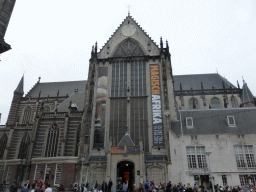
[{"x1": 1, "y1": 14, "x2": 256, "y2": 190}]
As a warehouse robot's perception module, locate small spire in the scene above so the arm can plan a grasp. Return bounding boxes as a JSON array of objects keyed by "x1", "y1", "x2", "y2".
[
  {"x1": 15, "y1": 75, "x2": 24, "y2": 94},
  {"x1": 95, "y1": 42, "x2": 97, "y2": 54},
  {"x1": 57, "y1": 89, "x2": 59, "y2": 97},
  {"x1": 237, "y1": 80, "x2": 240, "y2": 89},
  {"x1": 38, "y1": 76, "x2": 41, "y2": 83},
  {"x1": 91, "y1": 45, "x2": 94, "y2": 54},
  {"x1": 160, "y1": 37, "x2": 163, "y2": 50},
  {"x1": 201, "y1": 82, "x2": 204, "y2": 90}
]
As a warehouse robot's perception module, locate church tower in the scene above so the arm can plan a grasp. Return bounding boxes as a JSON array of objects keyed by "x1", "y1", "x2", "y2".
[{"x1": 81, "y1": 15, "x2": 177, "y2": 188}]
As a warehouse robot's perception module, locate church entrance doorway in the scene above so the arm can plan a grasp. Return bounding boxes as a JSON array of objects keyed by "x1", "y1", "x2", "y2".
[{"x1": 117, "y1": 161, "x2": 135, "y2": 191}]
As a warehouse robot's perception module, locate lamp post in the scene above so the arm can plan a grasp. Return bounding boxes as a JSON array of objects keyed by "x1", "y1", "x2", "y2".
[
  {"x1": 80, "y1": 158, "x2": 85, "y2": 189},
  {"x1": 205, "y1": 152, "x2": 215, "y2": 192}
]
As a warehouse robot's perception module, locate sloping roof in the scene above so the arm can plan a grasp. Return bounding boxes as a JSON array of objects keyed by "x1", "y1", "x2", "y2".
[
  {"x1": 99, "y1": 15, "x2": 159, "y2": 54},
  {"x1": 173, "y1": 73, "x2": 236, "y2": 91},
  {"x1": 25, "y1": 80, "x2": 87, "y2": 98},
  {"x1": 171, "y1": 108, "x2": 256, "y2": 136},
  {"x1": 53, "y1": 92, "x2": 85, "y2": 112},
  {"x1": 118, "y1": 132, "x2": 135, "y2": 146},
  {"x1": 15, "y1": 75, "x2": 24, "y2": 94},
  {"x1": 241, "y1": 81, "x2": 254, "y2": 104}
]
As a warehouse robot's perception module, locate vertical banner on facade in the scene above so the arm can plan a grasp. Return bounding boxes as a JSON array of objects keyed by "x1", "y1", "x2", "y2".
[
  {"x1": 150, "y1": 64, "x2": 164, "y2": 146},
  {"x1": 94, "y1": 67, "x2": 108, "y2": 146}
]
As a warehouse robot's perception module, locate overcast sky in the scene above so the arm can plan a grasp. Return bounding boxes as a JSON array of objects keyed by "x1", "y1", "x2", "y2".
[{"x1": 0, "y1": 0, "x2": 255, "y2": 124}]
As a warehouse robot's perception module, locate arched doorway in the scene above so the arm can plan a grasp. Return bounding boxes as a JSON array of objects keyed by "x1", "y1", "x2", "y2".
[{"x1": 117, "y1": 161, "x2": 135, "y2": 190}]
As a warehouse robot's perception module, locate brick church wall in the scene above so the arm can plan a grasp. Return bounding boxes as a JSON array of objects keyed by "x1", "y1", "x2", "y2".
[{"x1": 60, "y1": 163, "x2": 76, "y2": 188}]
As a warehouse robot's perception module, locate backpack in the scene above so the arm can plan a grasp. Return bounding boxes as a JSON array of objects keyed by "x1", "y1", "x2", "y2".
[{"x1": 145, "y1": 183, "x2": 149, "y2": 189}]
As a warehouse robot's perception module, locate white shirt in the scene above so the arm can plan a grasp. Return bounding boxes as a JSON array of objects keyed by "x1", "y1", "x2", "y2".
[{"x1": 45, "y1": 188, "x2": 52, "y2": 192}]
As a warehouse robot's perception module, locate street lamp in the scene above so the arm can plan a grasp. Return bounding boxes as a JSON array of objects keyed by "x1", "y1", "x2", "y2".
[
  {"x1": 80, "y1": 158, "x2": 85, "y2": 188},
  {"x1": 205, "y1": 152, "x2": 215, "y2": 192}
]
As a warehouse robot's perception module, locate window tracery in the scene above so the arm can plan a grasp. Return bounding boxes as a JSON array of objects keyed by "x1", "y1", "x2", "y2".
[
  {"x1": 18, "y1": 133, "x2": 30, "y2": 159},
  {"x1": 112, "y1": 39, "x2": 144, "y2": 57},
  {"x1": 189, "y1": 98, "x2": 199, "y2": 109},
  {"x1": 44, "y1": 105, "x2": 51, "y2": 112},
  {"x1": 45, "y1": 123, "x2": 59, "y2": 157},
  {"x1": 22, "y1": 106, "x2": 32, "y2": 124},
  {"x1": 211, "y1": 98, "x2": 221, "y2": 109}
]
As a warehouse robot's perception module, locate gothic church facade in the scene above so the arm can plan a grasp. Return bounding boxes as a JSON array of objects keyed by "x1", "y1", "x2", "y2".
[{"x1": 0, "y1": 15, "x2": 256, "y2": 189}]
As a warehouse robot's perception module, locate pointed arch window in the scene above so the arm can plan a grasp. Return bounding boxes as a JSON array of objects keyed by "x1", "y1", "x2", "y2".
[
  {"x1": 0, "y1": 133, "x2": 8, "y2": 159},
  {"x1": 189, "y1": 98, "x2": 199, "y2": 109},
  {"x1": 112, "y1": 39, "x2": 144, "y2": 57},
  {"x1": 18, "y1": 132, "x2": 30, "y2": 159},
  {"x1": 211, "y1": 98, "x2": 221, "y2": 109},
  {"x1": 22, "y1": 106, "x2": 32, "y2": 124},
  {"x1": 231, "y1": 97, "x2": 238, "y2": 108},
  {"x1": 44, "y1": 105, "x2": 51, "y2": 112},
  {"x1": 45, "y1": 123, "x2": 59, "y2": 157}
]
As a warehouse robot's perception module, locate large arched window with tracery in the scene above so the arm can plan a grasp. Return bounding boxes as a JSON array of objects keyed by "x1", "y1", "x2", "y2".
[
  {"x1": 45, "y1": 123, "x2": 59, "y2": 157},
  {"x1": 0, "y1": 133, "x2": 8, "y2": 159},
  {"x1": 18, "y1": 133, "x2": 30, "y2": 159},
  {"x1": 112, "y1": 38, "x2": 144, "y2": 57},
  {"x1": 22, "y1": 106, "x2": 32, "y2": 124},
  {"x1": 109, "y1": 39, "x2": 149, "y2": 151},
  {"x1": 211, "y1": 98, "x2": 221, "y2": 109},
  {"x1": 189, "y1": 98, "x2": 199, "y2": 109},
  {"x1": 231, "y1": 97, "x2": 238, "y2": 108}
]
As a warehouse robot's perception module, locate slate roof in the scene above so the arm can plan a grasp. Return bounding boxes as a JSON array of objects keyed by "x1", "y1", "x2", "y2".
[
  {"x1": 25, "y1": 80, "x2": 87, "y2": 98},
  {"x1": 53, "y1": 92, "x2": 85, "y2": 112},
  {"x1": 118, "y1": 132, "x2": 135, "y2": 146},
  {"x1": 241, "y1": 81, "x2": 254, "y2": 104},
  {"x1": 171, "y1": 108, "x2": 256, "y2": 136},
  {"x1": 15, "y1": 75, "x2": 24, "y2": 94},
  {"x1": 173, "y1": 73, "x2": 237, "y2": 91}
]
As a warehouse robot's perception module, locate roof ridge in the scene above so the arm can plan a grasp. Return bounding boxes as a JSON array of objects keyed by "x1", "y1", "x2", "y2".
[
  {"x1": 174, "y1": 73, "x2": 218, "y2": 77},
  {"x1": 38, "y1": 80, "x2": 87, "y2": 84},
  {"x1": 99, "y1": 15, "x2": 159, "y2": 53},
  {"x1": 217, "y1": 73, "x2": 237, "y2": 88}
]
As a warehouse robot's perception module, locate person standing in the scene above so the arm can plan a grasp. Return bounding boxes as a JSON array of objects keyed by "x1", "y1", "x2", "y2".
[
  {"x1": 145, "y1": 181, "x2": 150, "y2": 192},
  {"x1": 95, "y1": 181, "x2": 98, "y2": 191},
  {"x1": 26, "y1": 180, "x2": 31, "y2": 191},
  {"x1": 45, "y1": 186, "x2": 52, "y2": 192},
  {"x1": 21, "y1": 184, "x2": 29, "y2": 192},
  {"x1": 108, "y1": 179, "x2": 112, "y2": 192},
  {"x1": 35, "y1": 185, "x2": 41, "y2": 192},
  {"x1": 122, "y1": 182, "x2": 128, "y2": 192}
]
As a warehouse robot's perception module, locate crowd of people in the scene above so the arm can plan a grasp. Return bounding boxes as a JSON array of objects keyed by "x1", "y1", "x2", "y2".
[
  {"x1": 1, "y1": 180, "x2": 256, "y2": 192},
  {"x1": 0, "y1": 179, "x2": 53, "y2": 192},
  {"x1": 133, "y1": 181, "x2": 256, "y2": 192},
  {"x1": 73, "y1": 179, "x2": 113, "y2": 192}
]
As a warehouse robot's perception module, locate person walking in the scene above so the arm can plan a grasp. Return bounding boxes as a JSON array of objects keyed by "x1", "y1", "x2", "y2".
[{"x1": 108, "y1": 179, "x2": 112, "y2": 192}]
